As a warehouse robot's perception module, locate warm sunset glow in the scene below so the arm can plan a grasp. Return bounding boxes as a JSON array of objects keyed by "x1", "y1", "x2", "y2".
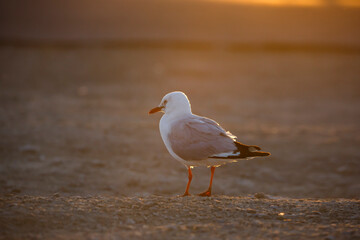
[
  {"x1": 203, "y1": 0, "x2": 360, "y2": 7},
  {"x1": 340, "y1": 0, "x2": 360, "y2": 7},
  {"x1": 208, "y1": 0, "x2": 324, "y2": 7}
]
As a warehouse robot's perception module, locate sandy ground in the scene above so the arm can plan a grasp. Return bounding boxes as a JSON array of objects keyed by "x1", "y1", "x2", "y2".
[
  {"x1": 1, "y1": 195, "x2": 359, "y2": 239},
  {"x1": 1, "y1": 47, "x2": 360, "y2": 238}
]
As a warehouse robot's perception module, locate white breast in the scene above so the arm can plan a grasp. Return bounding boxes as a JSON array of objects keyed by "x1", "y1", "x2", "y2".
[{"x1": 159, "y1": 114, "x2": 189, "y2": 166}]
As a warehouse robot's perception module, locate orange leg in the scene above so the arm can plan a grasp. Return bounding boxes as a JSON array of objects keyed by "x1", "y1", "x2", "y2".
[
  {"x1": 199, "y1": 166, "x2": 215, "y2": 197},
  {"x1": 182, "y1": 167, "x2": 192, "y2": 196}
]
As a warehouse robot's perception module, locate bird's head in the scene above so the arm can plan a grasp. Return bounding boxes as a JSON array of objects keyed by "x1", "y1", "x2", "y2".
[{"x1": 149, "y1": 91, "x2": 192, "y2": 116}]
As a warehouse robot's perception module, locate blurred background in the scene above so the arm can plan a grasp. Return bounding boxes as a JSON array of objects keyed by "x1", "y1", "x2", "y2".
[{"x1": 0, "y1": 0, "x2": 359, "y2": 198}]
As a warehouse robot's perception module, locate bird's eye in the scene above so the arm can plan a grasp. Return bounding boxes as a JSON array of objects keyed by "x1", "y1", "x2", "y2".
[{"x1": 164, "y1": 100, "x2": 168, "y2": 105}]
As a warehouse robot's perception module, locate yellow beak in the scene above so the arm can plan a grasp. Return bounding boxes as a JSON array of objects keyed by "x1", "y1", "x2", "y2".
[{"x1": 148, "y1": 106, "x2": 163, "y2": 114}]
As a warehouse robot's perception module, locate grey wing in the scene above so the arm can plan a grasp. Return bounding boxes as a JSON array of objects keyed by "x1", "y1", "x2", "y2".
[{"x1": 168, "y1": 116, "x2": 238, "y2": 161}]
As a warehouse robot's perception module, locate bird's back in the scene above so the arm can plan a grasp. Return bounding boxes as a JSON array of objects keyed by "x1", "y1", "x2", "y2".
[{"x1": 165, "y1": 114, "x2": 237, "y2": 161}]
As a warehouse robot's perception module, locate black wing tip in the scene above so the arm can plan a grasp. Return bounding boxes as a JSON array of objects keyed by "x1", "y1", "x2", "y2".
[
  {"x1": 235, "y1": 142, "x2": 261, "y2": 151},
  {"x1": 234, "y1": 141, "x2": 271, "y2": 158},
  {"x1": 208, "y1": 142, "x2": 270, "y2": 159},
  {"x1": 209, "y1": 151, "x2": 271, "y2": 159},
  {"x1": 257, "y1": 151, "x2": 271, "y2": 157},
  {"x1": 249, "y1": 145, "x2": 261, "y2": 151},
  {"x1": 254, "y1": 145, "x2": 261, "y2": 151}
]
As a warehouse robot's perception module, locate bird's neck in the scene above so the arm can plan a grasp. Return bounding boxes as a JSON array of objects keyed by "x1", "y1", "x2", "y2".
[{"x1": 164, "y1": 109, "x2": 192, "y2": 121}]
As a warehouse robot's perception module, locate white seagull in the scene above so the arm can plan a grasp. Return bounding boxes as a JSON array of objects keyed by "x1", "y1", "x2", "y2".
[{"x1": 149, "y1": 91, "x2": 270, "y2": 196}]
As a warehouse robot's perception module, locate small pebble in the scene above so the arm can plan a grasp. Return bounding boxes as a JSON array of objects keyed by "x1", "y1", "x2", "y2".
[{"x1": 254, "y1": 193, "x2": 268, "y2": 199}]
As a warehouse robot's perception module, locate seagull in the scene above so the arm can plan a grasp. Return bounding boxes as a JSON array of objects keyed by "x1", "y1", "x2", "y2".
[{"x1": 149, "y1": 91, "x2": 270, "y2": 196}]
